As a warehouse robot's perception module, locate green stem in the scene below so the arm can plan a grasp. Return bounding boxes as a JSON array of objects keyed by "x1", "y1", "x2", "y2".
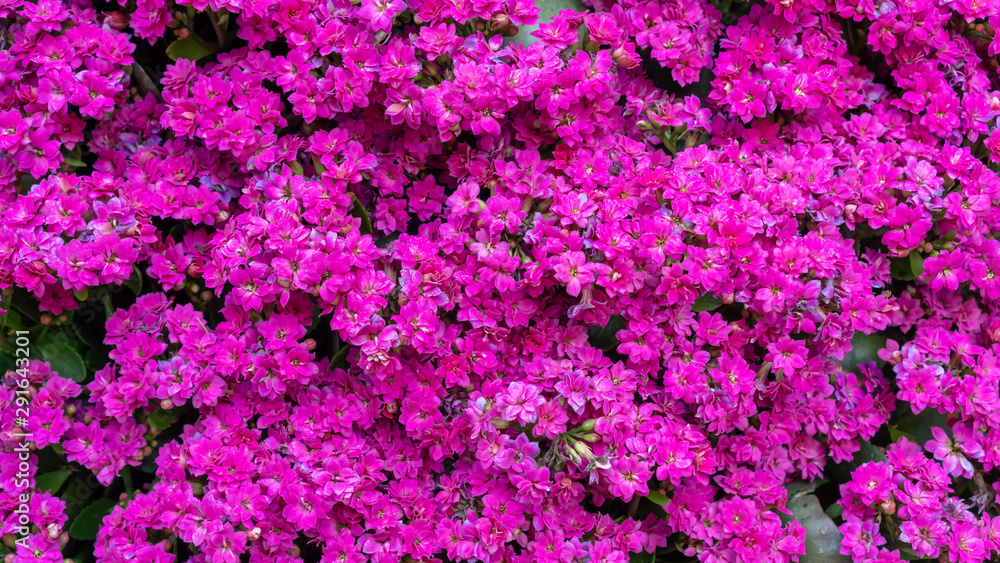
[
  {"x1": 207, "y1": 10, "x2": 227, "y2": 49},
  {"x1": 122, "y1": 466, "x2": 134, "y2": 494}
]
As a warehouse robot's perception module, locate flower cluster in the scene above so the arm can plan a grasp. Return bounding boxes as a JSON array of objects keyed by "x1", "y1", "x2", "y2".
[{"x1": 1, "y1": 0, "x2": 1000, "y2": 561}]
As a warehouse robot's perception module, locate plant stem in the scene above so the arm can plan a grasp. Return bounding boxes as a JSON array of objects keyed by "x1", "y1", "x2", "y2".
[{"x1": 207, "y1": 10, "x2": 226, "y2": 49}]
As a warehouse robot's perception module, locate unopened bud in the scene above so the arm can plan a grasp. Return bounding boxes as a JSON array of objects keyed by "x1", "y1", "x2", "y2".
[
  {"x1": 502, "y1": 25, "x2": 519, "y2": 37},
  {"x1": 248, "y1": 526, "x2": 262, "y2": 541},
  {"x1": 572, "y1": 439, "x2": 594, "y2": 460},
  {"x1": 579, "y1": 418, "x2": 598, "y2": 432},
  {"x1": 160, "y1": 399, "x2": 174, "y2": 410},
  {"x1": 40, "y1": 313, "x2": 53, "y2": 325},
  {"x1": 304, "y1": 338, "x2": 317, "y2": 351},
  {"x1": 578, "y1": 432, "x2": 599, "y2": 443},
  {"x1": 880, "y1": 499, "x2": 896, "y2": 515},
  {"x1": 200, "y1": 290, "x2": 213, "y2": 302},
  {"x1": 106, "y1": 11, "x2": 130, "y2": 30},
  {"x1": 46, "y1": 523, "x2": 60, "y2": 539},
  {"x1": 65, "y1": 404, "x2": 77, "y2": 416}
]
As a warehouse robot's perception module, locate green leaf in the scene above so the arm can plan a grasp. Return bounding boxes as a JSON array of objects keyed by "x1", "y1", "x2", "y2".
[
  {"x1": 896, "y1": 545, "x2": 923, "y2": 561},
  {"x1": 839, "y1": 331, "x2": 888, "y2": 373},
  {"x1": 588, "y1": 314, "x2": 624, "y2": 351},
  {"x1": 888, "y1": 426, "x2": 916, "y2": 443},
  {"x1": 692, "y1": 293, "x2": 722, "y2": 312},
  {"x1": 39, "y1": 340, "x2": 87, "y2": 382},
  {"x1": 35, "y1": 469, "x2": 70, "y2": 493},
  {"x1": 68, "y1": 498, "x2": 118, "y2": 540},
  {"x1": 165, "y1": 36, "x2": 217, "y2": 62},
  {"x1": 825, "y1": 502, "x2": 844, "y2": 520},
  {"x1": 74, "y1": 288, "x2": 89, "y2": 301},
  {"x1": 125, "y1": 265, "x2": 143, "y2": 295},
  {"x1": 909, "y1": 251, "x2": 924, "y2": 279},
  {"x1": 505, "y1": 0, "x2": 587, "y2": 47},
  {"x1": 645, "y1": 491, "x2": 670, "y2": 506},
  {"x1": 783, "y1": 494, "x2": 852, "y2": 563},
  {"x1": 891, "y1": 402, "x2": 948, "y2": 446},
  {"x1": 785, "y1": 478, "x2": 828, "y2": 500},
  {"x1": 2, "y1": 309, "x2": 24, "y2": 330},
  {"x1": 330, "y1": 344, "x2": 352, "y2": 369},
  {"x1": 148, "y1": 409, "x2": 178, "y2": 431},
  {"x1": 889, "y1": 256, "x2": 917, "y2": 281},
  {"x1": 630, "y1": 551, "x2": 656, "y2": 563},
  {"x1": 351, "y1": 196, "x2": 373, "y2": 235}
]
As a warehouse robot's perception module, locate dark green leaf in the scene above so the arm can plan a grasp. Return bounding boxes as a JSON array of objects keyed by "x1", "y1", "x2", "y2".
[
  {"x1": 825, "y1": 502, "x2": 844, "y2": 519},
  {"x1": 785, "y1": 479, "x2": 828, "y2": 499},
  {"x1": 889, "y1": 256, "x2": 917, "y2": 281},
  {"x1": 68, "y1": 498, "x2": 118, "y2": 540},
  {"x1": 839, "y1": 331, "x2": 887, "y2": 372},
  {"x1": 692, "y1": 293, "x2": 722, "y2": 312},
  {"x1": 909, "y1": 252, "x2": 924, "y2": 279},
  {"x1": 783, "y1": 494, "x2": 852, "y2": 563},
  {"x1": 2, "y1": 310, "x2": 25, "y2": 330},
  {"x1": 0, "y1": 352, "x2": 14, "y2": 376},
  {"x1": 74, "y1": 288, "x2": 89, "y2": 301},
  {"x1": 351, "y1": 196, "x2": 373, "y2": 235},
  {"x1": 331, "y1": 344, "x2": 352, "y2": 369},
  {"x1": 630, "y1": 551, "x2": 656, "y2": 563},
  {"x1": 588, "y1": 315, "x2": 624, "y2": 351},
  {"x1": 35, "y1": 469, "x2": 69, "y2": 493},
  {"x1": 126, "y1": 265, "x2": 143, "y2": 295},
  {"x1": 504, "y1": 0, "x2": 586, "y2": 47},
  {"x1": 645, "y1": 491, "x2": 670, "y2": 506},
  {"x1": 888, "y1": 426, "x2": 916, "y2": 443},
  {"x1": 891, "y1": 402, "x2": 948, "y2": 446},
  {"x1": 165, "y1": 36, "x2": 217, "y2": 62},
  {"x1": 39, "y1": 341, "x2": 87, "y2": 382},
  {"x1": 148, "y1": 409, "x2": 178, "y2": 431}
]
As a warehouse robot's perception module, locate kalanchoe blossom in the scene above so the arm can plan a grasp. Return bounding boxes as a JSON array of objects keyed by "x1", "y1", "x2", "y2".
[{"x1": 3, "y1": 0, "x2": 1000, "y2": 561}]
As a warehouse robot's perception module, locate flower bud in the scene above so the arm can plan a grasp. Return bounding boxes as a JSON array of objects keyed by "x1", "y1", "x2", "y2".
[
  {"x1": 503, "y1": 25, "x2": 520, "y2": 37},
  {"x1": 200, "y1": 290, "x2": 213, "y2": 302},
  {"x1": 578, "y1": 432, "x2": 599, "y2": 443},
  {"x1": 248, "y1": 527, "x2": 262, "y2": 541},
  {"x1": 578, "y1": 418, "x2": 597, "y2": 432},
  {"x1": 65, "y1": 404, "x2": 77, "y2": 416},
  {"x1": 572, "y1": 439, "x2": 595, "y2": 461},
  {"x1": 47, "y1": 524, "x2": 60, "y2": 539},
  {"x1": 40, "y1": 313, "x2": 53, "y2": 325},
  {"x1": 879, "y1": 499, "x2": 896, "y2": 515},
  {"x1": 160, "y1": 399, "x2": 174, "y2": 410},
  {"x1": 988, "y1": 319, "x2": 1000, "y2": 343},
  {"x1": 304, "y1": 338, "x2": 317, "y2": 351},
  {"x1": 105, "y1": 11, "x2": 130, "y2": 30}
]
